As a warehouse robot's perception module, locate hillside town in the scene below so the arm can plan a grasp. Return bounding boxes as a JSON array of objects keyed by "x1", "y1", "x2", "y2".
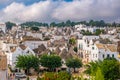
[
  {"x1": 0, "y1": 0, "x2": 120, "y2": 79},
  {"x1": 0, "y1": 21, "x2": 120, "y2": 80}
]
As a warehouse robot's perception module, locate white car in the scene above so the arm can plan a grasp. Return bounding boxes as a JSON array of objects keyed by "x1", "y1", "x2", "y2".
[{"x1": 15, "y1": 72, "x2": 26, "y2": 79}]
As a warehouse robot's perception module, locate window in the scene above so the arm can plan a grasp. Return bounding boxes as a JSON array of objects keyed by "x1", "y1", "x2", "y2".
[
  {"x1": 92, "y1": 47, "x2": 94, "y2": 50},
  {"x1": 27, "y1": 51, "x2": 30, "y2": 53},
  {"x1": 87, "y1": 45, "x2": 89, "y2": 47},
  {"x1": 103, "y1": 54, "x2": 104, "y2": 58},
  {"x1": 112, "y1": 54, "x2": 114, "y2": 58},
  {"x1": 79, "y1": 44, "x2": 83, "y2": 49},
  {"x1": 79, "y1": 44, "x2": 80, "y2": 49},
  {"x1": 107, "y1": 54, "x2": 110, "y2": 58},
  {"x1": 80, "y1": 52, "x2": 83, "y2": 58}
]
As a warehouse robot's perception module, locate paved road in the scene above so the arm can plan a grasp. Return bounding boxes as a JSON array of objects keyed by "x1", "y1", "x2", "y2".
[
  {"x1": 8, "y1": 77, "x2": 37, "y2": 80},
  {"x1": 8, "y1": 78, "x2": 36, "y2": 80}
]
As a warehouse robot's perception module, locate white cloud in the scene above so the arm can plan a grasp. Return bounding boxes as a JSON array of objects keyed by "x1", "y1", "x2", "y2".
[
  {"x1": 0, "y1": 0, "x2": 10, "y2": 3},
  {"x1": 0, "y1": 0, "x2": 120, "y2": 23},
  {"x1": 52, "y1": 0, "x2": 120, "y2": 22}
]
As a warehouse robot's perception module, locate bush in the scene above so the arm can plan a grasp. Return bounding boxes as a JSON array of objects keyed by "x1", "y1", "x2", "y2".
[
  {"x1": 26, "y1": 76, "x2": 29, "y2": 80},
  {"x1": 73, "y1": 47, "x2": 78, "y2": 52},
  {"x1": 43, "y1": 71, "x2": 71, "y2": 80},
  {"x1": 44, "y1": 72, "x2": 55, "y2": 80},
  {"x1": 57, "y1": 71, "x2": 71, "y2": 80},
  {"x1": 44, "y1": 37, "x2": 50, "y2": 41},
  {"x1": 37, "y1": 76, "x2": 41, "y2": 80}
]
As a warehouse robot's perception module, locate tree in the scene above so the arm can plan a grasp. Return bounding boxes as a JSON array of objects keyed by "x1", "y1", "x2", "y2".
[
  {"x1": 50, "y1": 22, "x2": 56, "y2": 27},
  {"x1": 84, "y1": 61, "x2": 102, "y2": 76},
  {"x1": 99, "y1": 20, "x2": 106, "y2": 27},
  {"x1": 5, "y1": 21, "x2": 16, "y2": 30},
  {"x1": 81, "y1": 30, "x2": 93, "y2": 35},
  {"x1": 69, "y1": 38, "x2": 76, "y2": 45},
  {"x1": 73, "y1": 47, "x2": 78, "y2": 53},
  {"x1": 57, "y1": 22, "x2": 65, "y2": 27},
  {"x1": 40, "y1": 54, "x2": 62, "y2": 71},
  {"x1": 16, "y1": 55, "x2": 40, "y2": 74},
  {"x1": 66, "y1": 20, "x2": 71, "y2": 27},
  {"x1": 95, "y1": 67, "x2": 104, "y2": 80},
  {"x1": 66, "y1": 58, "x2": 82, "y2": 72},
  {"x1": 95, "y1": 29, "x2": 102, "y2": 35},
  {"x1": 20, "y1": 21, "x2": 48, "y2": 27},
  {"x1": 89, "y1": 20, "x2": 95, "y2": 26},
  {"x1": 31, "y1": 27, "x2": 39, "y2": 31},
  {"x1": 85, "y1": 58, "x2": 120, "y2": 80},
  {"x1": 80, "y1": 21, "x2": 87, "y2": 25},
  {"x1": 42, "y1": 23, "x2": 48, "y2": 27},
  {"x1": 101, "y1": 58, "x2": 120, "y2": 80},
  {"x1": 112, "y1": 22, "x2": 117, "y2": 27}
]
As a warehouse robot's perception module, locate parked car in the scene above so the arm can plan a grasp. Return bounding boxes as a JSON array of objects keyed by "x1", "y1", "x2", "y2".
[{"x1": 15, "y1": 72, "x2": 26, "y2": 79}]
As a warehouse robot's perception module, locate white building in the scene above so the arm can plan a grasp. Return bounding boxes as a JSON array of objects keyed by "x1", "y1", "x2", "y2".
[
  {"x1": 83, "y1": 36, "x2": 99, "y2": 40},
  {"x1": 0, "y1": 40, "x2": 6, "y2": 51},
  {"x1": 26, "y1": 31, "x2": 43, "y2": 40},
  {"x1": 5, "y1": 44, "x2": 35, "y2": 67},
  {"x1": 11, "y1": 26, "x2": 21, "y2": 32},
  {"x1": 23, "y1": 40, "x2": 47, "y2": 49},
  {"x1": 108, "y1": 29, "x2": 116, "y2": 34},
  {"x1": 100, "y1": 34, "x2": 111, "y2": 39},
  {"x1": 22, "y1": 36, "x2": 47, "y2": 49},
  {"x1": 77, "y1": 38, "x2": 119, "y2": 63},
  {"x1": 0, "y1": 24, "x2": 6, "y2": 33},
  {"x1": 75, "y1": 24, "x2": 105, "y2": 33}
]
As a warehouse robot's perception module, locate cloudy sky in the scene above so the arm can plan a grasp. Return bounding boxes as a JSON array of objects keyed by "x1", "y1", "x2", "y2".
[{"x1": 0, "y1": 0, "x2": 120, "y2": 23}]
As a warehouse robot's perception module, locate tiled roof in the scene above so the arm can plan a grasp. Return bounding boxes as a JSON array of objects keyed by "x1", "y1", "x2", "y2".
[
  {"x1": 54, "y1": 47, "x2": 61, "y2": 55},
  {"x1": 10, "y1": 48, "x2": 16, "y2": 52},
  {"x1": 33, "y1": 44, "x2": 46, "y2": 55},
  {"x1": 96, "y1": 43, "x2": 117, "y2": 52},
  {"x1": 19, "y1": 44, "x2": 27, "y2": 50},
  {"x1": 106, "y1": 44, "x2": 117, "y2": 52},
  {"x1": 59, "y1": 49, "x2": 73, "y2": 60},
  {"x1": 96, "y1": 44, "x2": 105, "y2": 49},
  {"x1": 23, "y1": 36, "x2": 41, "y2": 41}
]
